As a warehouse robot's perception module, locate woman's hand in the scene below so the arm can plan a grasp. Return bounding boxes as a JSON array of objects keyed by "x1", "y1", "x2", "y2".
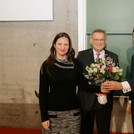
[{"x1": 42, "y1": 120, "x2": 50, "y2": 131}]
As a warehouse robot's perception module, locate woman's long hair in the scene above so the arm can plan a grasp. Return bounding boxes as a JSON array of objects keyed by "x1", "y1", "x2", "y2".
[{"x1": 44, "y1": 32, "x2": 75, "y2": 75}]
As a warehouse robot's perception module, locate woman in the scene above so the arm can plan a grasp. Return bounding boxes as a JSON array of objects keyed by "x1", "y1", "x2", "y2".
[{"x1": 39, "y1": 32, "x2": 101, "y2": 134}]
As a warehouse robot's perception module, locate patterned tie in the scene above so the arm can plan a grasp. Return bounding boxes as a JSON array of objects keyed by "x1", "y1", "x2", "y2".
[
  {"x1": 96, "y1": 53, "x2": 100, "y2": 58},
  {"x1": 96, "y1": 53, "x2": 100, "y2": 61}
]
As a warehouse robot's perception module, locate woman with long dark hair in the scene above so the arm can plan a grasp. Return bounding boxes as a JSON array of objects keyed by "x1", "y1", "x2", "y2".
[{"x1": 39, "y1": 32, "x2": 101, "y2": 134}]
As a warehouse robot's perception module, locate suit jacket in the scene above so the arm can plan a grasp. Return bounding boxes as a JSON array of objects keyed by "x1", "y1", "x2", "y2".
[
  {"x1": 77, "y1": 48, "x2": 119, "y2": 111},
  {"x1": 128, "y1": 55, "x2": 134, "y2": 101}
]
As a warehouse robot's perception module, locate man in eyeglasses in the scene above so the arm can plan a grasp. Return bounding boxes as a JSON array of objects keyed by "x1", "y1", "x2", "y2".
[{"x1": 77, "y1": 29, "x2": 119, "y2": 134}]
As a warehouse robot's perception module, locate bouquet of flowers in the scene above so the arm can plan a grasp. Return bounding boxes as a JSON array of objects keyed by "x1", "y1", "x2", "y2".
[{"x1": 84, "y1": 55, "x2": 123, "y2": 104}]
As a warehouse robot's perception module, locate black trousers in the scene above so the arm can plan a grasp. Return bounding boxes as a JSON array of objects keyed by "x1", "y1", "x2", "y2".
[{"x1": 80, "y1": 108, "x2": 112, "y2": 134}]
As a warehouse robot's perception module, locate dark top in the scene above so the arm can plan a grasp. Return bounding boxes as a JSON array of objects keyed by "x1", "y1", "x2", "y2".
[{"x1": 39, "y1": 58, "x2": 101, "y2": 122}]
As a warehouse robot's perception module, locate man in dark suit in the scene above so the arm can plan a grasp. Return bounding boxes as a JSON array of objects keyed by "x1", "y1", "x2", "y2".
[
  {"x1": 102, "y1": 55, "x2": 134, "y2": 131},
  {"x1": 129, "y1": 55, "x2": 134, "y2": 132},
  {"x1": 77, "y1": 29, "x2": 119, "y2": 134}
]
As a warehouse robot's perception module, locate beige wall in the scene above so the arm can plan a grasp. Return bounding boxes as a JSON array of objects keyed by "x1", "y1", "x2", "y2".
[
  {"x1": 0, "y1": 0, "x2": 78, "y2": 104},
  {"x1": 0, "y1": 0, "x2": 78, "y2": 128}
]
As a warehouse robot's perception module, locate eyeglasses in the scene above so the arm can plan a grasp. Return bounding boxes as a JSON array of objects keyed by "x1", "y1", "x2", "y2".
[{"x1": 93, "y1": 38, "x2": 106, "y2": 42}]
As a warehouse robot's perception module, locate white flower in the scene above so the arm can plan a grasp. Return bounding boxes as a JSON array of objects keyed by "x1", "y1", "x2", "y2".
[
  {"x1": 112, "y1": 67, "x2": 117, "y2": 73},
  {"x1": 100, "y1": 68, "x2": 106, "y2": 74},
  {"x1": 119, "y1": 72, "x2": 122, "y2": 76},
  {"x1": 119, "y1": 68, "x2": 123, "y2": 73},
  {"x1": 90, "y1": 63, "x2": 95, "y2": 68},
  {"x1": 85, "y1": 66, "x2": 90, "y2": 71},
  {"x1": 101, "y1": 70, "x2": 105, "y2": 74},
  {"x1": 88, "y1": 68, "x2": 93, "y2": 73},
  {"x1": 93, "y1": 68, "x2": 98, "y2": 73},
  {"x1": 102, "y1": 65, "x2": 106, "y2": 69}
]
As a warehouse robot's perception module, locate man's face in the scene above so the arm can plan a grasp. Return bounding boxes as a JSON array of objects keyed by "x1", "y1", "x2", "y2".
[{"x1": 90, "y1": 32, "x2": 107, "y2": 53}]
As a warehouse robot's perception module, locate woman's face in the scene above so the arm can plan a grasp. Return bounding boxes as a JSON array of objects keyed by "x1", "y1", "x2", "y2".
[{"x1": 54, "y1": 37, "x2": 69, "y2": 59}]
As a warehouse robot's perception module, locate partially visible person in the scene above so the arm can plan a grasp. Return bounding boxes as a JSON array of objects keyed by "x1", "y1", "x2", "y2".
[
  {"x1": 39, "y1": 32, "x2": 102, "y2": 134},
  {"x1": 102, "y1": 54, "x2": 134, "y2": 131},
  {"x1": 77, "y1": 29, "x2": 119, "y2": 134}
]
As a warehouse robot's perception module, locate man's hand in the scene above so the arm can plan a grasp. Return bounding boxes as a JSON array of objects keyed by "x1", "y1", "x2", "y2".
[
  {"x1": 101, "y1": 81, "x2": 123, "y2": 93},
  {"x1": 127, "y1": 103, "x2": 132, "y2": 115},
  {"x1": 101, "y1": 83, "x2": 111, "y2": 93}
]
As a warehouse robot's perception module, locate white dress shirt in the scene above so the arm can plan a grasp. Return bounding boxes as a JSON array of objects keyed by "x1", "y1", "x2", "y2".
[
  {"x1": 121, "y1": 81, "x2": 132, "y2": 103},
  {"x1": 121, "y1": 81, "x2": 131, "y2": 93}
]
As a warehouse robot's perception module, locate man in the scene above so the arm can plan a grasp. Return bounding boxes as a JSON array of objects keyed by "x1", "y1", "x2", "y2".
[
  {"x1": 102, "y1": 54, "x2": 134, "y2": 131},
  {"x1": 77, "y1": 29, "x2": 119, "y2": 134}
]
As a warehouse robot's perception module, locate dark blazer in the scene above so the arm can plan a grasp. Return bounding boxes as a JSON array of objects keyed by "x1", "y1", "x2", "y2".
[
  {"x1": 128, "y1": 55, "x2": 134, "y2": 131},
  {"x1": 77, "y1": 48, "x2": 119, "y2": 111},
  {"x1": 128, "y1": 55, "x2": 134, "y2": 92}
]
